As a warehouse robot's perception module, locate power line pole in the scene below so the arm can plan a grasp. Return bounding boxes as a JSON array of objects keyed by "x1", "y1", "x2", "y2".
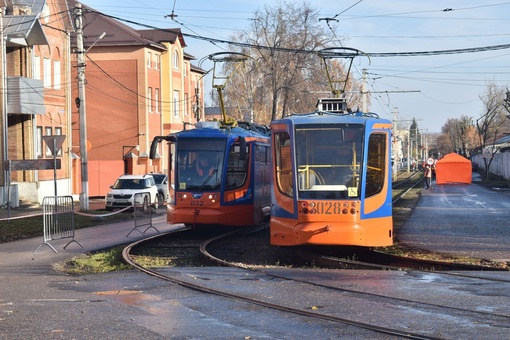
[{"x1": 75, "y1": 3, "x2": 89, "y2": 211}]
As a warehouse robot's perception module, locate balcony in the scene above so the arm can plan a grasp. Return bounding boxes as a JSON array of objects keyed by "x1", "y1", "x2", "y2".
[{"x1": 7, "y1": 76, "x2": 45, "y2": 115}]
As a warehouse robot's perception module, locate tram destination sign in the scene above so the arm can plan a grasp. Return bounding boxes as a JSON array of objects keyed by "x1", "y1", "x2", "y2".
[{"x1": 6, "y1": 159, "x2": 61, "y2": 171}]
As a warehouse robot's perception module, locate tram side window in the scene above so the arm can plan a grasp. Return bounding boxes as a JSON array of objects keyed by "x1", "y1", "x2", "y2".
[
  {"x1": 226, "y1": 144, "x2": 249, "y2": 189},
  {"x1": 274, "y1": 132, "x2": 293, "y2": 197},
  {"x1": 366, "y1": 133, "x2": 387, "y2": 197}
]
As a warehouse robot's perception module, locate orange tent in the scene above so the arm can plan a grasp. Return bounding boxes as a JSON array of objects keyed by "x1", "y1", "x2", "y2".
[{"x1": 435, "y1": 153, "x2": 472, "y2": 184}]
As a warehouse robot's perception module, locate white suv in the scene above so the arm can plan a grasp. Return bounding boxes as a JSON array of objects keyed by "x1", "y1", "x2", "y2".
[{"x1": 105, "y1": 174, "x2": 159, "y2": 211}]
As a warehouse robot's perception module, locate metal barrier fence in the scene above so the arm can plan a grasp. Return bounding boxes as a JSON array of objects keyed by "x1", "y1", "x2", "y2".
[
  {"x1": 34, "y1": 196, "x2": 83, "y2": 253},
  {"x1": 126, "y1": 191, "x2": 159, "y2": 237}
]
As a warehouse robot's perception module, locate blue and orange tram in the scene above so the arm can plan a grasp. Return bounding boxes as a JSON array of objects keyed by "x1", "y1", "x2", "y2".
[
  {"x1": 150, "y1": 121, "x2": 271, "y2": 227},
  {"x1": 270, "y1": 99, "x2": 393, "y2": 246}
]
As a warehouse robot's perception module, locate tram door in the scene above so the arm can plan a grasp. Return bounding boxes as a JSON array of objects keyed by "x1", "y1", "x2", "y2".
[{"x1": 363, "y1": 130, "x2": 391, "y2": 217}]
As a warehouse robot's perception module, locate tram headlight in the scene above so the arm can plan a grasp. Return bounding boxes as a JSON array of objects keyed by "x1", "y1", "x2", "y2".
[
  {"x1": 301, "y1": 201, "x2": 308, "y2": 208},
  {"x1": 342, "y1": 208, "x2": 348, "y2": 214},
  {"x1": 350, "y1": 208, "x2": 356, "y2": 214}
]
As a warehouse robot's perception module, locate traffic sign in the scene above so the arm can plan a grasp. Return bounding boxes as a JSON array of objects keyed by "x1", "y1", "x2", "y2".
[
  {"x1": 43, "y1": 135, "x2": 66, "y2": 156},
  {"x1": 482, "y1": 148, "x2": 491, "y2": 159}
]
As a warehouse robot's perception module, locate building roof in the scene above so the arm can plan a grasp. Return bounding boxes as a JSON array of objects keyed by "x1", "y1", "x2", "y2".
[
  {"x1": 190, "y1": 63, "x2": 206, "y2": 74},
  {"x1": 137, "y1": 28, "x2": 186, "y2": 47},
  {"x1": 68, "y1": 1, "x2": 166, "y2": 51},
  {"x1": 495, "y1": 134, "x2": 510, "y2": 144}
]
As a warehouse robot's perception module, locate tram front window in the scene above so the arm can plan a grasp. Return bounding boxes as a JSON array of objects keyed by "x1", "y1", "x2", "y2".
[
  {"x1": 296, "y1": 124, "x2": 363, "y2": 199},
  {"x1": 176, "y1": 139, "x2": 225, "y2": 191}
]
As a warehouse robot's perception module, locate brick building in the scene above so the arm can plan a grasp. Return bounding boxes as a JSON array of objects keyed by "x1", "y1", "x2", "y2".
[
  {"x1": 0, "y1": 0, "x2": 73, "y2": 206},
  {"x1": 71, "y1": 4, "x2": 205, "y2": 198},
  {"x1": 0, "y1": 0, "x2": 205, "y2": 207}
]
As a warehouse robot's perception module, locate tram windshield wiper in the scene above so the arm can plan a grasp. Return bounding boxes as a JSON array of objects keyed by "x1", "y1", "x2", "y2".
[{"x1": 199, "y1": 169, "x2": 218, "y2": 192}]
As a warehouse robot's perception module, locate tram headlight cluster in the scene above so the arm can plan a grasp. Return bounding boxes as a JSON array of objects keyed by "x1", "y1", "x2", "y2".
[
  {"x1": 176, "y1": 193, "x2": 218, "y2": 203},
  {"x1": 300, "y1": 201, "x2": 358, "y2": 215}
]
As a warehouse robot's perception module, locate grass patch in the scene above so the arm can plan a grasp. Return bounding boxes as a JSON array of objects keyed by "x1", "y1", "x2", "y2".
[
  {"x1": 55, "y1": 248, "x2": 174, "y2": 275},
  {"x1": 54, "y1": 247, "x2": 131, "y2": 275},
  {"x1": 128, "y1": 255, "x2": 174, "y2": 268}
]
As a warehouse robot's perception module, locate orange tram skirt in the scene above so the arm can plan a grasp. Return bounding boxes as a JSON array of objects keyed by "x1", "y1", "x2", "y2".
[
  {"x1": 168, "y1": 204, "x2": 256, "y2": 227},
  {"x1": 270, "y1": 216, "x2": 393, "y2": 247}
]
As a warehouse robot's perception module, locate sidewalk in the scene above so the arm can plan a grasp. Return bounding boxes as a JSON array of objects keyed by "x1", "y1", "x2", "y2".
[
  {"x1": 0, "y1": 199, "x2": 182, "y2": 267},
  {"x1": 398, "y1": 178, "x2": 510, "y2": 262}
]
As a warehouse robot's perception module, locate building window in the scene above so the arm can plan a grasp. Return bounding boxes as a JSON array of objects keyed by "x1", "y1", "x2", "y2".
[
  {"x1": 33, "y1": 56, "x2": 41, "y2": 80},
  {"x1": 183, "y1": 62, "x2": 187, "y2": 77},
  {"x1": 43, "y1": 58, "x2": 51, "y2": 88},
  {"x1": 147, "y1": 52, "x2": 151, "y2": 69},
  {"x1": 173, "y1": 90, "x2": 179, "y2": 118},
  {"x1": 173, "y1": 50, "x2": 179, "y2": 69},
  {"x1": 155, "y1": 88, "x2": 159, "y2": 113},
  {"x1": 45, "y1": 127, "x2": 52, "y2": 157},
  {"x1": 36, "y1": 127, "x2": 43, "y2": 158},
  {"x1": 53, "y1": 60, "x2": 61, "y2": 90},
  {"x1": 148, "y1": 87, "x2": 152, "y2": 112},
  {"x1": 155, "y1": 54, "x2": 160, "y2": 70}
]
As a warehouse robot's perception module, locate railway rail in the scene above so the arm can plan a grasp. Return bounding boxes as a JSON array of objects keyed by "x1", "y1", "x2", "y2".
[
  {"x1": 123, "y1": 226, "x2": 510, "y2": 339},
  {"x1": 123, "y1": 230, "x2": 433, "y2": 339},
  {"x1": 118, "y1": 168, "x2": 508, "y2": 337}
]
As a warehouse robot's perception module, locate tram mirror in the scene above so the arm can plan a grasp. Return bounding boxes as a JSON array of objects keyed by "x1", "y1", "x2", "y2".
[{"x1": 239, "y1": 137, "x2": 247, "y2": 160}]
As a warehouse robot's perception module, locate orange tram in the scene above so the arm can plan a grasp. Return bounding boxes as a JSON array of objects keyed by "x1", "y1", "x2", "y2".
[
  {"x1": 150, "y1": 121, "x2": 271, "y2": 228},
  {"x1": 270, "y1": 99, "x2": 393, "y2": 247}
]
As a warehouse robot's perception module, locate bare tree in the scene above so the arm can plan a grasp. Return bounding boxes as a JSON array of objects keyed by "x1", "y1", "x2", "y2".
[
  {"x1": 219, "y1": 0, "x2": 365, "y2": 124},
  {"x1": 476, "y1": 82, "x2": 509, "y2": 179},
  {"x1": 438, "y1": 117, "x2": 477, "y2": 158}
]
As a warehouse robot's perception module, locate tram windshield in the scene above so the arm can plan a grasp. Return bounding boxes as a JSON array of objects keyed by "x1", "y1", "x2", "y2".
[
  {"x1": 176, "y1": 138, "x2": 225, "y2": 191},
  {"x1": 295, "y1": 124, "x2": 363, "y2": 199}
]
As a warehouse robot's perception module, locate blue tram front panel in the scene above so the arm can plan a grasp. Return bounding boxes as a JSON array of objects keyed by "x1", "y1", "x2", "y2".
[
  {"x1": 164, "y1": 124, "x2": 271, "y2": 227},
  {"x1": 270, "y1": 116, "x2": 393, "y2": 246}
]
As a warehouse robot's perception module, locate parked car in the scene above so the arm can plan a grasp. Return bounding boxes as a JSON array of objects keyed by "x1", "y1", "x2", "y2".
[
  {"x1": 105, "y1": 174, "x2": 159, "y2": 211},
  {"x1": 150, "y1": 173, "x2": 170, "y2": 204}
]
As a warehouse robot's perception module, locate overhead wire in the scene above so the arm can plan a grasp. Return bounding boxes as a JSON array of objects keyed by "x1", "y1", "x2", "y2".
[
  {"x1": 91, "y1": 10, "x2": 510, "y2": 58},
  {"x1": 32, "y1": 3, "x2": 510, "y2": 125}
]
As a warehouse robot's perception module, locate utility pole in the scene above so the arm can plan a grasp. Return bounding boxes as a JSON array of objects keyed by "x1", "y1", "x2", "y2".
[
  {"x1": 0, "y1": 7, "x2": 9, "y2": 207},
  {"x1": 362, "y1": 69, "x2": 367, "y2": 112},
  {"x1": 75, "y1": 3, "x2": 89, "y2": 211},
  {"x1": 392, "y1": 107, "x2": 398, "y2": 181}
]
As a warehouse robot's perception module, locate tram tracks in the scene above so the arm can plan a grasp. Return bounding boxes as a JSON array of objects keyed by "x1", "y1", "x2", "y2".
[
  {"x1": 119, "y1": 169, "x2": 508, "y2": 337},
  {"x1": 123, "y1": 230, "x2": 433, "y2": 339},
  {"x1": 123, "y1": 228, "x2": 510, "y2": 339}
]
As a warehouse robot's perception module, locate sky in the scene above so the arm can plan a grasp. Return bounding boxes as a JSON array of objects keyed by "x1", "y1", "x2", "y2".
[{"x1": 80, "y1": 0, "x2": 510, "y2": 133}]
